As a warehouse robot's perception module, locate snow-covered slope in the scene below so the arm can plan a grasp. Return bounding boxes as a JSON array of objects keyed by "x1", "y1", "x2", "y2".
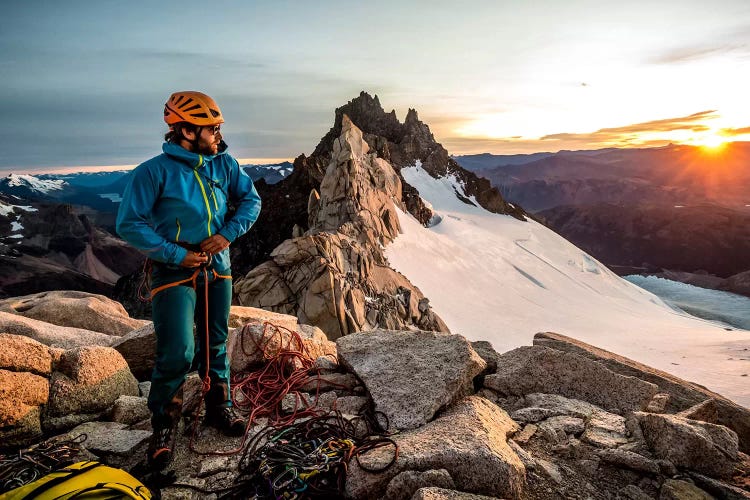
[
  {"x1": 0, "y1": 200, "x2": 37, "y2": 218},
  {"x1": 2, "y1": 173, "x2": 66, "y2": 193},
  {"x1": 386, "y1": 164, "x2": 750, "y2": 406}
]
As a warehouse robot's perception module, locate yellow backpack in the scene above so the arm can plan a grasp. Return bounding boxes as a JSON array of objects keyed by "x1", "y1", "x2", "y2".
[{"x1": 0, "y1": 461, "x2": 152, "y2": 500}]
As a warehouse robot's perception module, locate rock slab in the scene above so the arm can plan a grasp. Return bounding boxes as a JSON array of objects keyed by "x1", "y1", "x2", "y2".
[
  {"x1": 634, "y1": 411, "x2": 739, "y2": 478},
  {"x1": 346, "y1": 396, "x2": 524, "y2": 500},
  {"x1": 0, "y1": 333, "x2": 52, "y2": 376},
  {"x1": 0, "y1": 290, "x2": 147, "y2": 336},
  {"x1": 336, "y1": 329, "x2": 486, "y2": 430},
  {"x1": 484, "y1": 345, "x2": 658, "y2": 413},
  {"x1": 0, "y1": 310, "x2": 114, "y2": 349},
  {"x1": 534, "y1": 331, "x2": 750, "y2": 453}
]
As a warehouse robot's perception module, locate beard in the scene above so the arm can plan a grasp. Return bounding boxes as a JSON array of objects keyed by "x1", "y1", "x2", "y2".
[{"x1": 197, "y1": 136, "x2": 220, "y2": 156}]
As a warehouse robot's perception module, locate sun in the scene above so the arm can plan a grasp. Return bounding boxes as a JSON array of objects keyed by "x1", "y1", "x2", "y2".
[{"x1": 699, "y1": 134, "x2": 728, "y2": 150}]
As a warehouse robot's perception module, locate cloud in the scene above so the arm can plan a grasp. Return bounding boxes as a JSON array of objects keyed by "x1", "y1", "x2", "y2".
[
  {"x1": 649, "y1": 44, "x2": 746, "y2": 64},
  {"x1": 538, "y1": 110, "x2": 717, "y2": 142},
  {"x1": 648, "y1": 28, "x2": 750, "y2": 65},
  {"x1": 719, "y1": 126, "x2": 750, "y2": 137},
  {"x1": 106, "y1": 49, "x2": 267, "y2": 68},
  {"x1": 439, "y1": 110, "x2": 720, "y2": 155}
]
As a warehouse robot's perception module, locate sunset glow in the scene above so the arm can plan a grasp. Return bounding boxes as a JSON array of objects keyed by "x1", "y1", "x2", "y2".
[{"x1": 696, "y1": 135, "x2": 729, "y2": 150}]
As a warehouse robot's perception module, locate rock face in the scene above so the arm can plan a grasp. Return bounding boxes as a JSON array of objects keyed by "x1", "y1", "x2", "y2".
[
  {"x1": 0, "y1": 290, "x2": 147, "y2": 335},
  {"x1": 229, "y1": 92, "x2": 526, "y2": 328},
  {"x1": 336, "y1": 330, "x2": 486, "y2": 430},
  {"x1": 534, "y1": 331, "x2": 750, "y2": 453},
  {"x1": 309, "y1": 117, "x2": 403, "y2": 246},
  {"x1": 235, "y1": 117, "x2": 448, "y2": 338},
  {"x1": 346, "y1": 396, "x2": 525, "y2": 500},
  {"x1": 484, "y1": 345, "x2": 659, "y2": 413}
]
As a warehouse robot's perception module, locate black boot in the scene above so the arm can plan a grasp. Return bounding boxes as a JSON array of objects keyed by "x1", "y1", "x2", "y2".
[
  {"x1": 147, "y1": 388, "x2": 183, "y2": 470},
  {"x1": 204, "y1": 382, "x2": 246, "y2": 436}
]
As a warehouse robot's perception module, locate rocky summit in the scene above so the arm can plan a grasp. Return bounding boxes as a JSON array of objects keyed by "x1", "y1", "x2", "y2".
[{"x1": 0, "y1": 292, "x2": 749, "y2": 499}]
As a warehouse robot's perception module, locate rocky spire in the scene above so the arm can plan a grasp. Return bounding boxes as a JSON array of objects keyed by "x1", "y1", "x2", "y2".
[
  {"x1": 308, "y1": 115, "x2": 402, "y2": 246},
  {"x1": 235, "y1": 118, "x2": 447, "y2": 339}
]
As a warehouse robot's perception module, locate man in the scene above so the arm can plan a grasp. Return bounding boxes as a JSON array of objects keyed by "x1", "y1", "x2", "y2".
[{"x1": 117, "y1": 91, "x2": 261, "y2": 469}]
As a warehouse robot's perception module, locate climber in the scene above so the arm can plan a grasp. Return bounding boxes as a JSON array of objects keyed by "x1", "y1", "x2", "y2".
[{"x1": 116, "y1": 91, "x2": 261, "y2": 470}]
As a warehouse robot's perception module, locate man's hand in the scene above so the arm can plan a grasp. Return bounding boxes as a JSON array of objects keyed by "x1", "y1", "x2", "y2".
[
  {"x1": 180, "y1": 251, "x2": 209, "y2": 268},
  {"x1": 200, "y1": 234, "x2": 230, "y2": 255}
]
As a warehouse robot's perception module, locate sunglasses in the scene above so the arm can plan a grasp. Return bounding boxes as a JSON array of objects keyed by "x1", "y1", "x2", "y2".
[{"x1": 205, "y1": 125, "x2": 221, "y2": 136}]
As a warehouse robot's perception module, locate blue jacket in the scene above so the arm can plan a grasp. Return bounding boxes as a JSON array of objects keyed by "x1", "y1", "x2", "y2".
[{"x1": 116, "y1": 142, "x2": 261, "y2": 271}]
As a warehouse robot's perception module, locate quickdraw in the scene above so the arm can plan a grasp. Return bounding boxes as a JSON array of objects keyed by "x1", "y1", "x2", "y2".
[
  {"x1": 224, "y1": 412, "x2": 398, "y2": 499},
  {"x1": 0, "y1": 434, "x2": 87, "y2": 494}
]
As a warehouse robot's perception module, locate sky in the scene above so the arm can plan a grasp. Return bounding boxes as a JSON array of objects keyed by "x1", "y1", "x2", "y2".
[{"x1": 2, "y1": 0, "x2": 750, "y2": 173}]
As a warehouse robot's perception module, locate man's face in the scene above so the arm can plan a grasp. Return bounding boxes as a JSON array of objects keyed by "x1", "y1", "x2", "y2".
[{"x1": 196, "y1": 124, "x2": 222, "y2": 155}]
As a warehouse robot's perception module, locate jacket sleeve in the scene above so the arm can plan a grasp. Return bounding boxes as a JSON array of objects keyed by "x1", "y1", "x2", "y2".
[
  {"x1": 116, "y1": 164, "x2": 188, "y2": 265},
  {"x1": 218, "y1": 158, "x2": 262, "y2": 242}
]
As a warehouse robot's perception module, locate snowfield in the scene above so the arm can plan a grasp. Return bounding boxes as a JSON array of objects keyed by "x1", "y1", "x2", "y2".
[
  {"x1": 386, "y1": 165, "x2": 750, "y2": 407},
  {"x1": 0, "y1": 200, "x2": 37, "y2": 217},
  {"x1": 4, "y1": 173, "x2": 66, "y2": 193}
]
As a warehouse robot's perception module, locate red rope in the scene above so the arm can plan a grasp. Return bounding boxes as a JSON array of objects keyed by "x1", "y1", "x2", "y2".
[{"x1": 188, "y1": 321, "x2": 334, "y2": 456}]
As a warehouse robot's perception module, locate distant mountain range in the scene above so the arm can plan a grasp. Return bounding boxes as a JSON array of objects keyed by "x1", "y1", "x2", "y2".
[
  {"x1": 455, "y1": 143, "x2": 750, "y2": 212},
  {"x1": 0, "y1": 162, "x2": 294, "y2": 217}
]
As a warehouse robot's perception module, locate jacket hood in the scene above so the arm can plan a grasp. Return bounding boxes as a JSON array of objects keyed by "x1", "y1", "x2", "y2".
[{"x1": 162, "y1": 141, "x2": 229, "y2": 168}]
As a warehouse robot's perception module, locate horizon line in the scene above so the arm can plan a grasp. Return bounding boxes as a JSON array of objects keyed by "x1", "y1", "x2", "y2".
[{"x1": 0, "y1": 158, "x2": 295, "y2": 177}]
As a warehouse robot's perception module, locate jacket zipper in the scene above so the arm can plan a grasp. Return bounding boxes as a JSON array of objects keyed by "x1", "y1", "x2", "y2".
[
  {"x1": 192, "y1": 155, "x2": 213, "y2": 237},
  {"x1": 175, "y1": 217, "x2": 182, "y2": 241}
]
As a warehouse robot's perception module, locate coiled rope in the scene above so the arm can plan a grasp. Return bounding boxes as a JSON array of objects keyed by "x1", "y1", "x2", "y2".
[{"x1": 169, "y1": 321, "x2": 399, "y2": 498}]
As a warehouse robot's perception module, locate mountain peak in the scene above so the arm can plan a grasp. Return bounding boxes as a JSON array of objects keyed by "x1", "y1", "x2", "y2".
[
  {"x1": 334, "y1": 114, "x2": 370, "y2": 160},
  {"x1": 1, "y1": 173, "x2": 66, "y2": 194}
]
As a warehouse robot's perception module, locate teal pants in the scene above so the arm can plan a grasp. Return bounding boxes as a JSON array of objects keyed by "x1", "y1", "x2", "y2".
[{"x1": 148, "y1": 264, "x2": 232, "y2": 419}]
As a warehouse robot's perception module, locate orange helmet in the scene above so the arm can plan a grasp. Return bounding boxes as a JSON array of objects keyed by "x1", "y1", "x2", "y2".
[{"x1": 163, "y1": 91, "x2": 224, "y2": 127}]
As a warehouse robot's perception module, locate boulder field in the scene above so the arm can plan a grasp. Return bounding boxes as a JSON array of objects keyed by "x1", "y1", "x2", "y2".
[{"x1": 1, "y1": 291, "x2": 748, "y2": 499}]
